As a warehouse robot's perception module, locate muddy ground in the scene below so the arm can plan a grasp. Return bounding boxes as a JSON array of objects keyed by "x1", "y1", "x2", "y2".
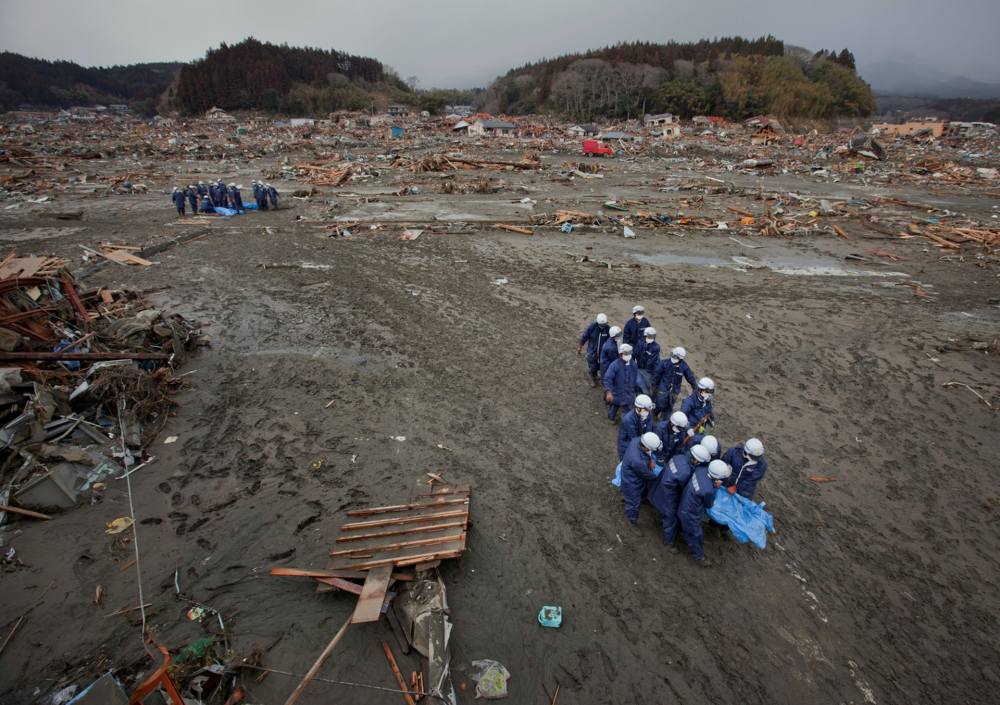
[{"x1": 1, "y1": 143, "x2": 999, "y2": 705}]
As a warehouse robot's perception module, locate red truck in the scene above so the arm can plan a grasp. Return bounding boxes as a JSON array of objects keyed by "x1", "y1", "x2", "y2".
[{"x1": 582, "y1": 139, "x2": 614, "y2": 157}]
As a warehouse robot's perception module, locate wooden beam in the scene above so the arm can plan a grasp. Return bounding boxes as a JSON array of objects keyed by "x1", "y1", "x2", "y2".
[
  {"x1": 333, "y1": 550, "x2": 462, "y2": 572},
  {"x1": 0, "y1": 504, "x2": 51, "y2": 520},
  {"x1": 281, "y1": 614, "x2": 352, "y2": 705},
  {"x1": 340, "y1": 509, "x2": 467, "y2": 531},
  {"x1": 315, "y1": 577, "x2": 364, "y2": 595},
  {"x1": 382, "y1": 641, "x2": 417, "y2": 705},
  {"x1": 345, "y1": 498, "x2": 467, "y2": 517},
  {"x1": 351, "y1": 565, "x2": 393, "y2": 624},
  {"x1": 335, "y1": 521, "x2": 467, "y2": 543}
]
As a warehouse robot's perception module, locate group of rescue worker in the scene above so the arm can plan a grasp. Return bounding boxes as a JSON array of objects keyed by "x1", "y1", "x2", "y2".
[
  {"x1": 578, "y1": 305, "x2": 769, "y2": 566},
  {"x1": 170, "y1": 179, "x2": 279, "y2": 216}
]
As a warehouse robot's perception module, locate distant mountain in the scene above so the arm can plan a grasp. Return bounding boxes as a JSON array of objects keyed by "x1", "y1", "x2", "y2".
[
  {"x1": 0, "y1": 52, "x2": 182, "y2": 113},
  {"x1": 860, "y1": 60, "x2": 1000, "y2": 99}
]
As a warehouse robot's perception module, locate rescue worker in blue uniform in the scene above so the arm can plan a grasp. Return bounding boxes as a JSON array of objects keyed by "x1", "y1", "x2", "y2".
[
  {"x1": 602, "y1": 343, "x2": 638, "y2": 423},
  {"x1": 649, "y1": 444, "x2": 711, "y2": 547},
  {"x1": 722, "y1": 438, "x2": 767, "y2": 500},
  {"x1": 266, "y1": 183, "x2": 279, "y2": 209},
  {"x1": 633, "y1": 326, "x2": 660, "y2": 395},
  {"x1": 622, "y1": 305, "x2": 650, "y2": 348},
  {"x1": 653, "y1": 410, "x2": 689, "y2": 466},
  {"x1": 620, "y1": 432, "x2": 662, "y2": 526},
  {"x1": 681, "y1": 377, "x2": 715, "y2": 430},
  {"x1": 651, "y1": 346, "x2": 697, "y2": 419},
  {"x1": 216, "y1": 179, "x2": 228, "y2": 207},
  {"x1": 199, "y1": 195, "x2": 215, "y2": 214},
  {"x1": 196, "y1": 181, "x2": 208, "y2": 198},
  {"x1": 599, "y1": 326, "x2": 622, "y2": 379},
  {"x1": 578, "y1": 313, "x2": 610, "y2": 386},
  {"x1": 617, "y1": 394, "x2": 654, "y2": 460},
  {"x1": 678, "y1": 459, "x2": 732, "y2": 565},
  {"x1": 170, "y1": 187, "x2": 186, "y2": 216},
  {"x1": 186, "y1": 185, "x2": 198, "y2": 214},
  {"x1": 228, "y1": 183, "x2": 244, "y2": 213}
]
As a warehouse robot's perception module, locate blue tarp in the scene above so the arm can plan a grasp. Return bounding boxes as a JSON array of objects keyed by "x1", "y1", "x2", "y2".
[
  {"x1": 611, "y1": 461, "x2": 662, "y2": 489},
  {"x1": 213, "y1": 206, "x2": 240, "y2": 216},
  {"x1": 708, "y1": 491, "x2": 775, "y2": 549},
  {"x1": 242, "y1": 201, "x2": 259, "y2": 211}
]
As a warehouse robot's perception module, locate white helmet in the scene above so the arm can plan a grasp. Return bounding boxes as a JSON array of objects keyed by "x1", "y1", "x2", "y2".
[
  {"x1": 618, "y1": 343, "x2": 633, "y2": 355},
  {"x1": 188, "y1": 184, "x2": 195, "y2": 189},
  {"x1": 700, "y1": 435, "x2": 719, "y2": 456},
  {"x1": 609, "y1": 326, "x2": 622, "y2": 338},
  {"x1": 745, "y1": 438, "x2": 765, "y2": 457},
  {"x1": 671, "y1": 346, "x2": 686, "y2": 360},
  {"x1": 640, "y1": 432, "x2": 662, "y2": 451},
  {"x1": 172, "y1": 186, "x2": 178, "y2": 191},
  {"x1": 634, "y1": 394, "x2": 654, "y2": 410},
  {"x1": 669, "y1": 411, "x2": 689, "y2": 428},
  {"x1": 596, "y1": 313, "x2": 608, "y2": 325},
  {"x1": 698, "y1": 377, "x2": 715, "y2": 391},
  {"x1": 229, "y1": 182, "x2": 236, "y2": 187},
  {"x1": 708, "y1": 459, "x2": 732, "y2": 480},
  {"x1": 691, "y1": 445, "x2": 711, "y2": 464},
  {"x1": 643, "y1": 327, "x2": 656, "y2": 338},
  {"x1": 632, "y1": 305, "x2": 645, "y2": 314},
  {"x1": 198, "y1": 180, "x2": 205, "y2": 184}
]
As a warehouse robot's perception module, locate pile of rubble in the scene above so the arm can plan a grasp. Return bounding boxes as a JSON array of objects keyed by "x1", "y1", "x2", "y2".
[{"x1": 0, "y1": 252, "x2": 205, "y2": 524}]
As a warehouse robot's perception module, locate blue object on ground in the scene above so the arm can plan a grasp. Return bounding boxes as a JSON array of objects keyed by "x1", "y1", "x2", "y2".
[
  {"x1": 213, "y1": 206, "x2": 240, "y2": 216},
  {"x1": 612, "y1": 461, "x2": 662, "y2": 488},
  {"x1": 707, "y1": 491, "x2": 775, "y2": 549},
  {"x1": 560, "y1": 222, "x2": 574, "y2": 233},
  {"x1": 538, "y1": 605, "x2": 562, "y2": 628},
  {"x1": 242, "y1": 201, "x2": 258, "y2": 211}
]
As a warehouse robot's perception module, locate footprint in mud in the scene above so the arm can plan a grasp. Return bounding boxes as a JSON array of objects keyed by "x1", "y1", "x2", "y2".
[
  {"x1": 599, "y1": 595, "x2": 621, "y2": 618},
  {"x1": 190, "y1": 494, "x2": 201, "y2": 507},
  {"x1": 196, "y1": 538, "x2": 212, "y2": 550},
  {"x1": 140, "y1": 517, "x2": 163, "y2": 525},
  {"x1": 157, "y1": 482, "x2": 171, "y2": 494}
]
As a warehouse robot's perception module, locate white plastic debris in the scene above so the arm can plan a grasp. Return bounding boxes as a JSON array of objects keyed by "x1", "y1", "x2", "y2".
[{"x1": 623, "y1": 226, "x2": 636, "y2": 238}]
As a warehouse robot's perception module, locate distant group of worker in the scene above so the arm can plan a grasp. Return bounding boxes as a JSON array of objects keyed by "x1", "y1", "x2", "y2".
[
  {"x1": 170, "y1": 179, "x2": 279, "y2": 216},
  {"x1": 578, "y1": 305, "x2": 769, "y2": 566}
]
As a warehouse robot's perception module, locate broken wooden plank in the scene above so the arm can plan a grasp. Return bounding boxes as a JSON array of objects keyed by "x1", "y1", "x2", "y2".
[
  {"x1": 351, "y1": 565, "x2": 393, "y2": 624},
  {"x1": 335, "y1": 520, "x2": 467, "y2": 543},
  {"x1": 281, "y1": 614, "x2": 352, "y2": 705},
  {"x1": 497, "y1": 224, "x2": 533, "y2": 235},
  {"x1": 330, "y1": 533, "x2": 466, "y2": 557},
  {"x1": 333, "y1": 550, "x2": 463, "y2": 572},
  {"x1": 383, "y1": 641, "x2": 417, "y2": 705},
  {"x1": 340, "y1": 508, "x2": 468, "y2": 531},
  {"x1": 315, "y1": 577, "x2": 364, "y2": 595},
  {"x1": 0, "y1": 504, "x2": 51, "y2": 520},
  {"x1": 345, "y1": 497, "x2": 468, "y2": 517}
]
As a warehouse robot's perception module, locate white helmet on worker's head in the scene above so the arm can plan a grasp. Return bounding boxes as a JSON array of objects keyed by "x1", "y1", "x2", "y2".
[
  {"x1": 596, "y1": 313, "x2": 608, "y2": 325},
  {"x1": 640, "y1": 432, "x2": 662, "y2": 451},
  {"x1": 643, "y1": 327, "x2": 656, "y2": 338},
  {"x1": 172, "y1": 186, "x2": 178, "y2": 191},
  {"x1": 634, "y1": 394, "x2": 654, "y2": 411},
  {"x1": 609, "y1": 326, "x2": 622, "y2": 339},
  {"x1": 671, "y1": 346, "x2": 686, "y2": 361},
  {"x1": 691, "y1": 445, "x2": 711, "y2": 464},
  {"x1": 698, "y1": 377, "x2": 715, "y2": 392},
  {"x1": 745, "y1": 438, "x2": 765, "y2": 457},
  {"x1": 188, "y1": 184, "x2": 195, "y2": 189},
  {"x1": 229, "y1": 182, "x2": 236, "y2": 187},
  {"x1": 708, "y1": 460, "x2": 732, "y2": 480},
  {"x1": 669, "y1": 411, "x2": 689, "y2": 429},
  {"x1": 632, "y1": 305, "x2": 645, "y2": 315},
  {"x1": 700, "y1": 435, "x2": 719, "y2": 457},
  {"x1": 198, "y1": 180, "x2": 205, "y2": 185},
  {"x1": 618, "y1": 343, "x2": 633, "y2": 355}
]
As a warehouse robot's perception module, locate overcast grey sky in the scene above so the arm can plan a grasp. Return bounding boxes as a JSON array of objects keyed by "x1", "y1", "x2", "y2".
[{"x1": 2, "y1": 0, "x2": 998, "y2": 88}]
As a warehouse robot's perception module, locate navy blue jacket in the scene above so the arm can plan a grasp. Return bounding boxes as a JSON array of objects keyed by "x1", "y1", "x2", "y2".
[
  {"x1": 228, "y1": 186, "x2": 243, "y2": 210},
  {"x1": 622, "y1": 316, "x2": 650, "y2": 347},
  {"x1": 171, "y1": 191, "x2": 185, "y2": 209},
  {"x1": 652, "y1": 358, "x2": 697, "y2": 396},
  {"x1": 198, "y1": 197, "x2": 215, "y2": 213},
  {"x1": 579, "y1": 321, "x2": 610, "y2": 357},
  {"x1": 267, "y1": 185, "x2": 279, "y2": 207},
  {"x1": 617, "y1": 408, "x2": 653, "y2": 460},
  {"x1": 621, "y1": 436, "x2": 658, "y2": 520},
  {"x1": 186, "y1": 189, "x2": 197, "y2": 209},
  {"x1": 678, "y1": 464, "x2": 718, "y2": 527},
  {"x1": 681, "y1": 392, "x2": 714, "y2": 427},
  {"x1": 722, "y1": 445, "x2": 768, "y2": 499},
  {"x1": 634, "y1": 339, "x2": 661, "y2": 374},
  {"x1": 648, "y1": 453, "x2": 697, "y2": 514},
  {"x1": 603, "y1": 358, "x2": 638, "y2": 407},
  {"x1": 652, "y1": 421, "x2": 686, "y2": 465},
  {"x1": 196, "y1": 184, "x2": 208, "y2": 197},
  {"x1": 599, "y1": 338, "x2": 620, "y2": 377}
]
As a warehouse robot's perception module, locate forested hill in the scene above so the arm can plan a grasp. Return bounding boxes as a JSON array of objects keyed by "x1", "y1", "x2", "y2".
[
  {"x1": 485, "y1": 37, "x2": 875, "y2": 120},
  {"x1": 174, "y1": 39, "x2": 410, "y2": 115},
  {"x1": 0, "y1": 52, "x2": 181, "y2": 113}
]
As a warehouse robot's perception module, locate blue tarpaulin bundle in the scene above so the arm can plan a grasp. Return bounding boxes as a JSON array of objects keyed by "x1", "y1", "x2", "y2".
[
  {"x1": 708, "y1": 491, "x2": 775, "y2": 549},
  {"x1": 611, "y1": 461, "x2": 662, "y2": 489},
  {"x1": 212, "y1": 206, "x2": 240, "y2": 216}
]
